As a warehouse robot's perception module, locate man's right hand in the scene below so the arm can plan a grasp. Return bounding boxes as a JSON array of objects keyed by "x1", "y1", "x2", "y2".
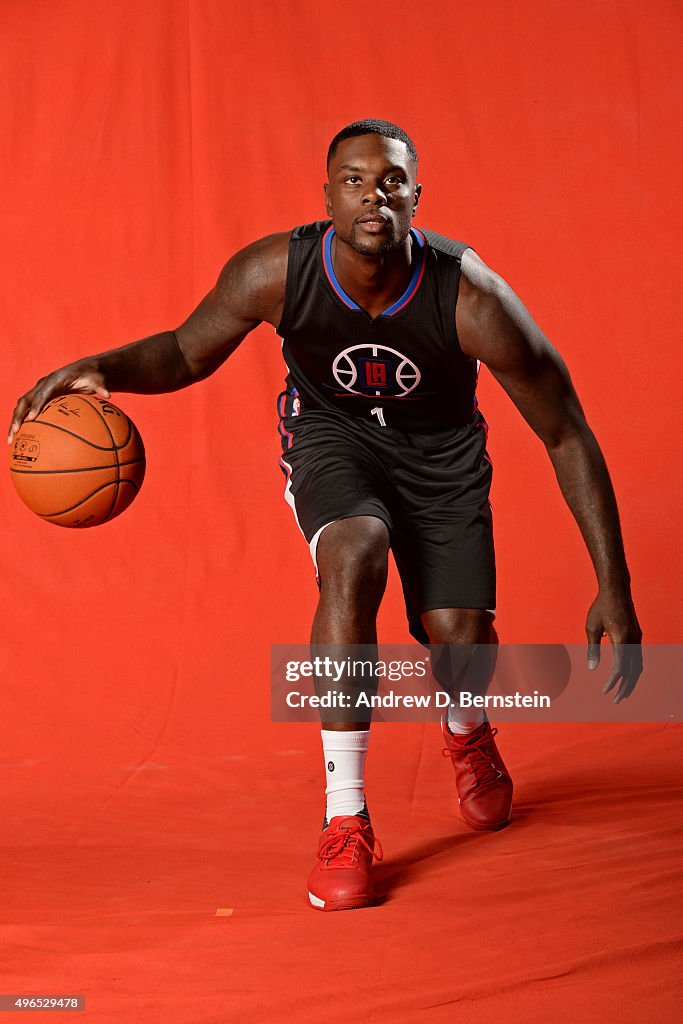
[
  {"x1": 8, "y1": 231, "x2": 290, "y2": 446},
  {"x1": 8, "y1": 363, "x2": 110, "y2": 444}
]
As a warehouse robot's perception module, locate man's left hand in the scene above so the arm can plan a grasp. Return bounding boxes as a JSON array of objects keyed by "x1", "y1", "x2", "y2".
[{"x1": 586, "y1": 590, "x2": 643, "y2": 703}]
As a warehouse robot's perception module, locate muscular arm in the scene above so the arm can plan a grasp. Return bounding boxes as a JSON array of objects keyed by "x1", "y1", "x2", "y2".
[
  {"x1": 8, "y1": 232, "x2": 289, "y2": 440},
  {"x1": 456, "y1": 249, "x2": 642, "y2": 699}
]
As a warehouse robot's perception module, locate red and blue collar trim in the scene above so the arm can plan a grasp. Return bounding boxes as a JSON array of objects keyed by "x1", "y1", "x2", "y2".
[{"x1": 322, "y1": 225, "x2": 426, "y2": 317}]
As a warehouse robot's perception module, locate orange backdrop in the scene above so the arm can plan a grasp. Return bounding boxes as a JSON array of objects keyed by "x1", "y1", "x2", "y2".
[{"x1": 1, "y1": 2, "x2": 681, "y2": 1022}]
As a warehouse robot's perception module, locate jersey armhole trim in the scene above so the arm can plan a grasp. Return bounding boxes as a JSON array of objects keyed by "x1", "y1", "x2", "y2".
[
  {"x1": 275, "y1": 228, "x2": 298, "y2": 337},
  {"x1": 453, "y1": 246, "x2": 477, "y2": 359}
]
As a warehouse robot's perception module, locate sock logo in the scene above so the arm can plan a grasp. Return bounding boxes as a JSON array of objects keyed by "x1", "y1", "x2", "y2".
[{"x1": 327, "y1": 761, "x2": 335, "y2": 772}]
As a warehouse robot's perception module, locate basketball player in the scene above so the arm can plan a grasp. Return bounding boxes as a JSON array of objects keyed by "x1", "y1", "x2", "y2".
[{"x1": 8, "y1": 120, "x2": 642, "y2": 912}]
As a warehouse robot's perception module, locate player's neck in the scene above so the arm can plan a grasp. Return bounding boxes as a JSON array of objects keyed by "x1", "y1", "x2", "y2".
[{"x1": 331, "y1": 233, "x2": 415, "y2": 319}]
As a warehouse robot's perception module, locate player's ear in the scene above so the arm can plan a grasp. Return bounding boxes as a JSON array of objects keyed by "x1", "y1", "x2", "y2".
[
  {"x1": 412, "y1": 183, "x2": 422, "y2": 217},
  {"x1": 323, "y1": 182, "x2": 332, "y2": 217}
]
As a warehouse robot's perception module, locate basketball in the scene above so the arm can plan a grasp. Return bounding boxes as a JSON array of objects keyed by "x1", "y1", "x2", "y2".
[{"x1": 9, "y1": 394, "x2": 146, "y2": 528}]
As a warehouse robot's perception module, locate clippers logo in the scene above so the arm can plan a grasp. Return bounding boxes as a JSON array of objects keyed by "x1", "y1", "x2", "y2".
[
  {"x1": 363, "y1": 359, "x2": 388, "y2": 387},
  {"x1": 332, "y1": 344, "x2": 421, "y2": 398}
]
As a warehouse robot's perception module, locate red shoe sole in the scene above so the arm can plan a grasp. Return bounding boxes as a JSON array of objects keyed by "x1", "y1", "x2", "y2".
[
  {"x1": 460, "y1": 810, "x2": 512, "y2": 831},
  {"x1": 308, "y1": 891, "x2": 377, "y2": 912}
]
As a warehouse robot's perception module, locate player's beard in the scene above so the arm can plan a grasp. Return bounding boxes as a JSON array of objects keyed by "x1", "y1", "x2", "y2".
[{"x1": 342, "y1": 216, "x2": 412, "y2": 257}]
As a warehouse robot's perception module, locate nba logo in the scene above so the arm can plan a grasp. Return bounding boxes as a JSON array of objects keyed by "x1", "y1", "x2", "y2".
[{"x1": 292, "y1": 397, "x2": 301, "y2": 416}]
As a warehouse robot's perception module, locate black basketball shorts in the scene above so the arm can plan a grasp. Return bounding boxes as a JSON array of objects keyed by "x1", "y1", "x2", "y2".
[{"x1": 277, "y1": 393, "x2": 496, "y2": 646}]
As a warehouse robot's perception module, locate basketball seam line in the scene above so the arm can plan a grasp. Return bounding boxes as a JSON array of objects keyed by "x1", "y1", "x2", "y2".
[
  {"x1": 88, "y1": 399, "x2": 121, "y2": 522},
  {"x1": 41, "y1": 479, "x2": 140, "y2": 519},
  {"x1": 10, "y1": 457, "x2": 145, "y2": 475},
  {"x1": 28, "y1": 418, "x2": 131, "y2": 451}
]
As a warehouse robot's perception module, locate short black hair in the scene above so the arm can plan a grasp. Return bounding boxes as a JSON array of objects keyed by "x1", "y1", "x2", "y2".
[{"x1": 327, "y1": 119, "x2": 418, "y2": 169}]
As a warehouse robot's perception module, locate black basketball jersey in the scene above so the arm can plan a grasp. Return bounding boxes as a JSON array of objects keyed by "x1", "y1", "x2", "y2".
[{"x1": 276, "y1": 220, "x2": 479, "y2": 432}]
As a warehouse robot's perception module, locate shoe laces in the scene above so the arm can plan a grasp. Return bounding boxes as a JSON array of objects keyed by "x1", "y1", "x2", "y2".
[
  {"x1": 443, "y1": 726, "x2": 505, "y2": 790},
  {"x1": 318, "y1": 820, "x2": 384, "y2": 867}
]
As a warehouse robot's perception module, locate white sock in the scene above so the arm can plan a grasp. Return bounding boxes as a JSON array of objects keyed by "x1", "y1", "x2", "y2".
[
  {"x1": 321, "y1": 729, "x2": 369, "y2": 825},
  {"x1": 446, "y1": 704, "x2": 485, "y2": 735}
]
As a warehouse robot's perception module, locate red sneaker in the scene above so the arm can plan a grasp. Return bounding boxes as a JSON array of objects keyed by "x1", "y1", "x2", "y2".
[
  {"x1": 307, "y1": 815, "x2": 383, "y2": 912},
  {"x1": 442, "y1": 719, "x2": 513, "y2": 831}
]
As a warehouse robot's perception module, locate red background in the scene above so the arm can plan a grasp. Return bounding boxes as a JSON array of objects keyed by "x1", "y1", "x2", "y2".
[{"x1": 1, "y1": 2, "x2": 681, "y2": 1022}]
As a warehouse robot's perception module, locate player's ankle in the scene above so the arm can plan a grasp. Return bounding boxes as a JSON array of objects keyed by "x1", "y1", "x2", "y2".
[{"x1": 446, "y1": 705, "x2": 485, "y2": 734}]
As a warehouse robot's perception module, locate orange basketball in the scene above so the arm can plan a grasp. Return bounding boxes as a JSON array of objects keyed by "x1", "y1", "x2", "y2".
[{"x1": 9, "y1": 395, "x2": 146, "y2": 528}]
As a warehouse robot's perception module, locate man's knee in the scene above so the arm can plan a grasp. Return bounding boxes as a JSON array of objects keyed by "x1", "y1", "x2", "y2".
[
  {"x1": 317, "y1": 516, "x2": 389, "y2": 600},
  {"x1": 422, "y1": 608, "x2": 498, "y2": 695},
  {"x1": 421, "y1": 607, "x2": 496, "y2": 645}
]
